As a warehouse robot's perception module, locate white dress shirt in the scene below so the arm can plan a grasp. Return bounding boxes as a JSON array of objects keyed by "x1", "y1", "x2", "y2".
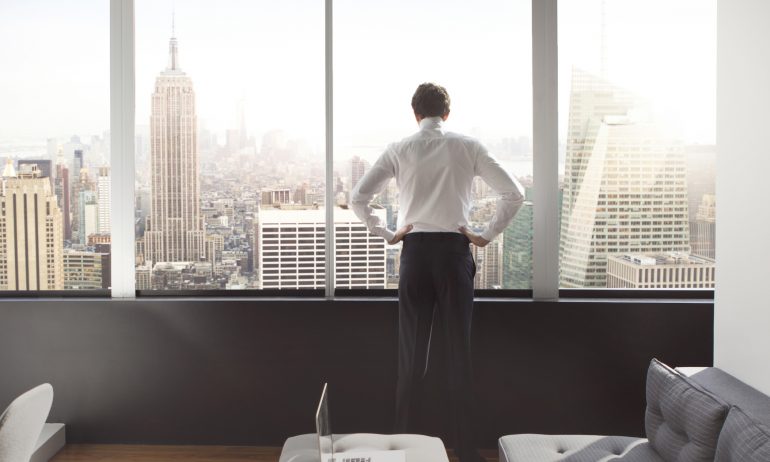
[{"x1": 351, "y1": 116, "x2": 525, "y2": 242}]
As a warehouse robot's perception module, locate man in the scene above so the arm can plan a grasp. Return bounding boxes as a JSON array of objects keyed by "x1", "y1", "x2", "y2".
[{"x1": 351, "y1": 83, "x2": 524, "y2": 462}]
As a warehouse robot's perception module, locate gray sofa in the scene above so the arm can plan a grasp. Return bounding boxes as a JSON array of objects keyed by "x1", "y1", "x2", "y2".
[{"x1": 499, "y1": 359, "x2": 770, "y2": 462}]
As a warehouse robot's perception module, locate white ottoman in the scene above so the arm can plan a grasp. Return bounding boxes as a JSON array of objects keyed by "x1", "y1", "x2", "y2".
[
  {"x1": 498, "y1": 434, "x2": 662, "y2": 462},
  {"x1": 279, "y1": 433, "x2": 449, "y2": 462}
]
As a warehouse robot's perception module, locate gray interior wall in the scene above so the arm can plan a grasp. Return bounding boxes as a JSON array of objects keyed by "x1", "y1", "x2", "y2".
[{"x1": 0, "y1": 298, "x2": 712, "y2": 448}]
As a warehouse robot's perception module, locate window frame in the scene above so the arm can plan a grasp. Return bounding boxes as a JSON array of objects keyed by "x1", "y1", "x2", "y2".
[
  {"x1": 0, "y1": 290, "x2": 110, "y2": 298},
  {"x1": 12, "y1": 0, "x2": 707, "y2": 300}
]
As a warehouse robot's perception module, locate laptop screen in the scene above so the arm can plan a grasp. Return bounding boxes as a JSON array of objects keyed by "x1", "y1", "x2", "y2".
[
  {"x1": 316, "y1": 383, "x2": 333, "y2": 461},
  {"x1": 315, "y1": 384, "x2": 406, "y2": 462}
]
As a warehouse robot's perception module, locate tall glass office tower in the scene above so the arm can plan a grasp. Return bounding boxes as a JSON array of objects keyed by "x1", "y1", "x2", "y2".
[{"x1": 559, "y1": 68, "x2": 691, "y2": 287}]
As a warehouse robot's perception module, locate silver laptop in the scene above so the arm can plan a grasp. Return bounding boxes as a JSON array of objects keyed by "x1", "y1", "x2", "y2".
[{"x1": 316, "y1": 383, "x2": 406, "y2": 462}]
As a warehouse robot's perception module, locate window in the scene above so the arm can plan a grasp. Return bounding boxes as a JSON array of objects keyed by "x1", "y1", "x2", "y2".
[
  {"x1": 134, "y1": 0, "x2": 324, "y2": 291},
  {"x1": 334, "y1": 0, "x2": 533, "y2": 291},
  {"x1": 1, "y1": 0, "x2": 713, "y2": 298},
  {"x1": 558, "y1": 0, "x2": 716, "y2": 289},
  {"x1": 0, "y1": 0, "x2": 111, "y2": 292}
]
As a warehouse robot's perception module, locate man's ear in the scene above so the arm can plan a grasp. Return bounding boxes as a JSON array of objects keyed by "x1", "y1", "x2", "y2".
[
  {"x1": 414, "y1": 112, "x2": 424, "y2": 123},
  {"x1": 441, "y1": 110, "x2": 450, "y2": 121}
]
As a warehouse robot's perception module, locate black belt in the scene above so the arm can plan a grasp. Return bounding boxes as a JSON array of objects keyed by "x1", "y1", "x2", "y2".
[{"x1": 402, "y1": 232, "x2": 470, "y2": 244}]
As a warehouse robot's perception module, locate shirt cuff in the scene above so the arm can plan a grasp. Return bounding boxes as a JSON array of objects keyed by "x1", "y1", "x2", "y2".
[
  {"x1": 376, "y1": 228, "x2": 396, "y2": 243},
  {"x1": 480, "y1": 229, "x2": 496, "y2": 242}
]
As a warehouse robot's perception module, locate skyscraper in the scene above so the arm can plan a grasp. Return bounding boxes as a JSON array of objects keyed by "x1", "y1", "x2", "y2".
[
  {"x1": 559, "y1": 69, "x2": 691, "y2": 287},
  {"x1": 144, "y1": 29, "x2": 205, "y2": 264},
  {"x1": 63, "y1": 249, "x2": 105, "y2": 289},
  {"x1": 135, "y1": 263, "x2": 152, "y2": 290},
  {"x1": 18, "y1": 160, "x2": 52, "y2": 187},
  {"x1": 472, "y1": 235, "x2": 503, "y2": 289},
  {"x1": 54, "y1": 161, "x2": 71, "y2": 242},
  {"x1": 256, "y1": 205, "x2": 386, "y2": 290},
  {"x1": 97, "y1": 166, "x2": 111, "y2": 234},
  {"x1": 47, "y1": 138, "x2": 58, "y2": 170},
  {"x1": 685, "y1": 145, "x2": 716, "y2": 222},
  {"x1": 73, "y1": 149, "x2": 84, "y2": 177},
  {"x1": 261, "y1": 188, "x2": 291, "y2": 206},
  {"x1": 71, "y1": 168, "x2": 95, "y2": 244},
  {"x1": 18, "y1": 160, "x2": 55, "y2": 209},
  {"x1": 560, "y1": 68, "x2": 635, "y2": 217},
  {"x1": 293, "y1": 183, "x2": 308, "y2": 205},
  {"x1": 0, "y1": 163, "x2": 63, "y2": 290},
  {"x1": 690, "y1": 194, "x2": 716, "y2": 259},
  {"x1": 502, "y1": 187, "x2": 534, "y2": 289},
  {"x1": 684, "y1": 144, "x2": 716, "y2": 260},
  {"x1": 79, "y1": 190, "x2": 98, "y2": 245}
]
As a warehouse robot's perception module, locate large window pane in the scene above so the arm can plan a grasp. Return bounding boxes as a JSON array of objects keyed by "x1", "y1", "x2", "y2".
[
  {"x1": 558, "y1": 0, "x2": 716, "y2": 289},
  {"x1": 334, "y1": 0, "x2": 533, "y2": 290},
  {"x1": 0, "y1": 1, "x2": 111, "y2": 291},
  {"x1": 135, "y1": 0, "x2": 324, "y2": 291}
]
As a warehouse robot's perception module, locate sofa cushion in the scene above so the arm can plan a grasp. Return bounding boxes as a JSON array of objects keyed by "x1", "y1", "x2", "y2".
[
  {"x1": 686, "y1": 367, "x2": 770, "y2": 426},
  {"x1": 645, "y1": 359, "x2": 729, "y2": 462},
  {"x1": 714, "y1": 406, "x2": 770, "y2": 462},
  {"x1": 498, "y1": 434, "x2": 664, "y2": 462}
]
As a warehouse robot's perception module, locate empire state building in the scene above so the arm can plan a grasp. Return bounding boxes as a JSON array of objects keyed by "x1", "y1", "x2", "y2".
[{"x1": 144, "y1": 31, "x2": 205, "y2": 264}]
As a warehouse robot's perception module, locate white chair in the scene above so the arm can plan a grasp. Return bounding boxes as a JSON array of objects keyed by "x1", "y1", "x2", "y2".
[{"x1": 0, "y1": 384, "x2": 54, "y2": 462}]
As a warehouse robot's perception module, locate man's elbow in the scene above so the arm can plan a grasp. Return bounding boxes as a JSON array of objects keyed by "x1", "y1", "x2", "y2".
[
  {"x1": 350, "y1": 198, "x2": 370, "y2": 212},
  {"x1": 349, "y1": 201, "x2": 365, "y2": 214}
]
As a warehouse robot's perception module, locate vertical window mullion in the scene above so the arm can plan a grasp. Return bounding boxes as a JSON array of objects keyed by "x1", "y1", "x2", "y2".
[
  {"x1": 324, "y1": 0, "x2": 335, "y2": 299},
  {"x1": 110, "y1": 0, "x2": 136, "y2": 298},
  {"x1": 532, "y1": 0, "x2": 559, "y2": 300}
]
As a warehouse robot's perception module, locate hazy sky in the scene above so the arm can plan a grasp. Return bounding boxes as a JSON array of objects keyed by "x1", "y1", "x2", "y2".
[
  {"x1": 0, "y1": 0, "x2": 109, "y2": 142},
  {"x1": 559, "y1": 0, "x2": 716, "y2": 145},
  {"x1": 0, "y1": 0, "x2": 715, "y2": 154},
  {"x1": 136, "y1": 0, "x2": 325, "y2": 144}
]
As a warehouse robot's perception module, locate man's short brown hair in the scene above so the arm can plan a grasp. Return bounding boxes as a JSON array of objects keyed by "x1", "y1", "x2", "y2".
[{"x1": 411, "y1": 83, "x2": 450, "y2": 118}]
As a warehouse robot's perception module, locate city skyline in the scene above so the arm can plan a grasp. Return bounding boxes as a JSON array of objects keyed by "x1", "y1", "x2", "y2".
[{"x1": 0, "y1": 0, "x2": 717, "y2": 291}]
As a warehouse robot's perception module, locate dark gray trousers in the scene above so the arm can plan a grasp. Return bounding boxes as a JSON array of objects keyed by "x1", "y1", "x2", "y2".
[{"x1": 394, "y1": 232, "x2": 477, "y2": 461}]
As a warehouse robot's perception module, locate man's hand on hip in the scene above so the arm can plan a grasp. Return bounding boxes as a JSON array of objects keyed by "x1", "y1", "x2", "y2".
[
  {"x1": 458, "y1": 226, "x2": 490, "y2": 247},
  {"x1": 388, "y1": 224, "x2": 414, "y2": 245}
]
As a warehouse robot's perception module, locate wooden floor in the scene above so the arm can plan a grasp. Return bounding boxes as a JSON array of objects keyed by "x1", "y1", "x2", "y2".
[
  {"x1": 51, "y1": 445, "x2": 498, "y2": 462},
  {"x1": 51, "y1": 445, "x2": 282, "y2": 461}
]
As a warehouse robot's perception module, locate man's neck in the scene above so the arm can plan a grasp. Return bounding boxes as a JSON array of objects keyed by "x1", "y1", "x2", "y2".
[{"x1": 419, "y1": 116, "x2": 444, "y2": 129}]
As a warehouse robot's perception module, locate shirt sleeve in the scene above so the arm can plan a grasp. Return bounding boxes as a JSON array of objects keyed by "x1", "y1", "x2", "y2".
[
  {"x1": 474, "y1": 144, "x2": 525, "y2": 242},
  {"x1": 350, "y1": 147, "x2": 397, "y2": 242}
]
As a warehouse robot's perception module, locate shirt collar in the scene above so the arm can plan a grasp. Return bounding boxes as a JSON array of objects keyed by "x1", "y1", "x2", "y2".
[{"x1": 419, "y1": 116, "x2": 444, "y2": 131}]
